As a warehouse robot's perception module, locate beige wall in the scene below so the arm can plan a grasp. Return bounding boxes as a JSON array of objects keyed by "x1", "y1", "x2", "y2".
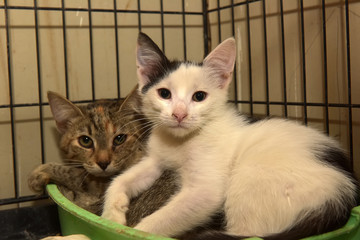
[{"x1": 0, "y1": 0, "x2": 359, "y2": 209}]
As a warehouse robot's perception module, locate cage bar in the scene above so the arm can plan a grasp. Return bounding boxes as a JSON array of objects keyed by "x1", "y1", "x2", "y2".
[
  {"x1": 87, "y1": 0, "x2": 95, "y2": 100},
  {"x1": 246, "y1": 1, "x2": 253, "y2": 115},
  {"x1": 181, "y1": 0, "x2": 187, "y2": 60},
  {"x1": 61, "y1": 0, "x2": 70, "y2": 99},
  {"x1": 113, "y1": 0, "x2": 121, "y2": 98},
  {"x1": 33, "y1": 0, "x2": 46, "y2": 165},
  {"x1": 299, "y1": 0, "x2": 308, "y2": 124},
  {"x1": 321, "y1": 0, "x2": 329, "y2": 134},
  {"x1": 279, "y1": 0, "x2": 288, "y2": 117},
  {"x1": 262, "y1": 0, "x2": 269, "y2": 115},
  {"x1": 230, "y1": 0, "x2": 239, "y2": 106},
  {"x1": 345, "y1": 0, "x2": 353, "y2": 169},
  {"x1": 4, "y1": 0, "x2": 19, "y2": 203}
]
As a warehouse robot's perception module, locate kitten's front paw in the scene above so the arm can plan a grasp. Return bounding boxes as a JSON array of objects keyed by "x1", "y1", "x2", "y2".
[
  {"x1": 102, "y1": 193, "x2": 129, "y2": 225},
  {"x1": 28, "y1": 165, "x2": 51, "y2": 193},
  {"x1": 41, "y1": 234, "x2": 90, "y2": 240}
]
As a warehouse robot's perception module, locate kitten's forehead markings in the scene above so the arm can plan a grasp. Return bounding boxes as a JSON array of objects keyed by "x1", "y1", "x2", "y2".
[
  {"x1": 165, "y1": 64, "x2": 203, "y2": 97},
  {"x1": 96, "y1": 106, "x2": 104, "y2": 114},
  {"x1": 106, "y1": 121, "x2": 115, "y2": 135}
]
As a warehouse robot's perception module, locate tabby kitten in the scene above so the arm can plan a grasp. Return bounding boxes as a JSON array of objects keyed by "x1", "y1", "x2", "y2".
[
  {"x1": 28, "y1": 89, "x2": 178, "y2": 225},
  {"x1": 102, "y1": 33, "x2": 358, "y2": 240}
]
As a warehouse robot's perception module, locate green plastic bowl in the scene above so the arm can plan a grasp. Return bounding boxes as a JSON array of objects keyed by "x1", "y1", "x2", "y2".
[{"x1": 46, "y1": 184, "x2": 360, "y2": 240}]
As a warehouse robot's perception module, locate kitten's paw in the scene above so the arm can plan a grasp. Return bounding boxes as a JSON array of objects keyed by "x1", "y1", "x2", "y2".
[
  {"x1": 134, "y1": 220, "x2": 159, "y2": 235},
  {"x1": 102, "y1": 193, "x2": 129, "y2": 225},
  {"x1": 28, "y1": 165, "x2": 51, "y2": 193},
  {"x1": 41, "y1": 234, "x2": 90, "y2": 240},
  {"x1": 135, "y1": 216, "x2": 175, "y2": 236}
]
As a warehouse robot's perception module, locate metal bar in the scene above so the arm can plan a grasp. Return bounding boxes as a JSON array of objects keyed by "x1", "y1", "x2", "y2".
[
  {"x1": 232, "y1": 101, "x2": 360, "y2": 108},
  {"x1": 262, "y1": 0, "x2": 270, "y2": 115},
  {"x1": 113, "y1": 0, "x2": 121, "y2": 98},
  {"x1": 160, "y1": 0, "x2": 165, "y2": 52},
  {"x1": 231, "y1": 0, "x2": 239, "y2": 106},
  {"x1": 202, "y1": 0, "x2": 209, "y2": 57},
  {"x1": 280, "y1": 0, "x2": 288, "y2": 117},
  {"x1": 1, "y1": 100, "x2": 359, "y2": 110},
  {"x1": 300, "y1": 0, "x2": 307, "y2": 124},
  {"x1": 0, "y1": 5, "x2": 203, "y2": 15},
  {"x1": 4, "y1": 0, "x2": 19, "y2": 201},
  {"x1": 0, "y1": 195, "x2": 49, "y2": 206},
  {"x1": 246, "y1": 0, "x2": 253, "y2": 115},
  {"x1": 181, "y1": 0, "x2": 187, "y2": 60},
  {"x1": 61, "y1": 0, "x2": 70, "y2": 99},
  {"x1": 321, "y1": 0, "x2": 329, "y2": 134},
  {"x1": 217, "y1": 0, "x2": 221, "y2": 42},
  {"x1": 87, "y1": 0, "x2": 95, "y2": 100},
  {"x1": 137, "y1": 0, "x2": 142, "y2": 31},
  {"x1": 208, "y1": 0, "x2": 263, "y2": 12},
  {"x1": 345, "y1": 0, "x2": 353, "y2": 169},
  {"x1": 33, "y1": 0, "x2": 46, "y2": 165}
]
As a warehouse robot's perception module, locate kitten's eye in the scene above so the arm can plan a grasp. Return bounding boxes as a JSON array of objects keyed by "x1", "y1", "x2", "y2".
[
  {"x1": 113, "y1": 134, "x2": 127, "y2": 146},
  {"x1": 192, "y1": 91, "x2": 207, "y2": 102},
  {"x1": 158, "y1": 88, "x2": 171, "y2": 99},
  {"x1": 78, "y1": 135, "x2": 93, "y2": 148}
]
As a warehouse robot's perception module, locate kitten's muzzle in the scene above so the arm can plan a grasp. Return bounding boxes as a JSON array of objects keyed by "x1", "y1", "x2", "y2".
[{"x1": 97, "y1": 161, "x2": 110, "y2": 170}]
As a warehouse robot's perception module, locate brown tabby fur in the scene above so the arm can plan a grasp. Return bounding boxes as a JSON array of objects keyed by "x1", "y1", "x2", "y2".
[{"x1": 28, "y1": 88, "x2": 179, "y2": 226}]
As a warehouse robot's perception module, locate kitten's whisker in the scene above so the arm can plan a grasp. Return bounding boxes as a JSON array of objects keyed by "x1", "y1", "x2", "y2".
[
  {"x1": 113, "y1": 154, "x2": 140, "y2": 170},
  {"x1": 117, "y1": 118, "x2": 150, "y2": 132},
  {"x1": 62, "y1": 163, "x2": 83, "y2": 167},
  {"x1": 63, "y1": 158, "x2": 83, "y2": 163},
  {"x1": 78, "y1": 172, "x2": 90, "y2": 188},
  {"x1": 113, "y1": 115, "x2": 148, "y2": 130},
  {"x1": 129, "y1": 122, "x2": 157, "y2": 142},
  {"x1": 135, "y1": 121, "x2": 163, "y2": 142},
  {"x1": 122, "y1": 120, "x2": 155, "y2": 138},
  {"x1": 130, "y1": 121, "x2": 154, "y2": 134},
  {"x1": 126, "y1": 123, "x2": 155, "y2": 147},
  {"x1": 115, "y1": 110, "x2": 145, "y2": 119}
]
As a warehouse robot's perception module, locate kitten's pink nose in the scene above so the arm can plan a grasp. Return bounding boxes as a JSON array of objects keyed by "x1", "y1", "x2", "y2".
[{"x1": 172, "y1": 112, "x2": 188, "y2": 123}]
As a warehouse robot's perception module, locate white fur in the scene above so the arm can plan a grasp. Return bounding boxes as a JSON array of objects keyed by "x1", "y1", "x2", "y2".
[
  {"x1": 102, "y1": 37, "x2": 357, "y2": 237},
  {"x1": 41, "y1": 235, "x2": 90, "y2": 240}
]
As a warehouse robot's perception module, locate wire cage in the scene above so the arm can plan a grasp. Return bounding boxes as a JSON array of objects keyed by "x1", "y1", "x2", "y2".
[{"x1": 0, "y1": 0, "x2": 359, "y2": 227}]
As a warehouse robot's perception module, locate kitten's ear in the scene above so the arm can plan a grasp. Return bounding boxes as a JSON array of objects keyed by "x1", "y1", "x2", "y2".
[
  {"x1": 136, "y1": 32, "x2": 169, "y2": 89},
  {"x1": 118, "y1": 84, "x2": 142, "y2": 114},
  {"x1": 47, "y1": 91, "x2": 84, "y2": 134},
  {"x1": 203, "y1": 37, "x2": 236, "y2": 89}
]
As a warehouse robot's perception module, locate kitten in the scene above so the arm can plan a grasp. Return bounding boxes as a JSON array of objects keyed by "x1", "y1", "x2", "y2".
[
  {"x1": 102, "y1": 32, "x2": 358, "y2": 240},
  {"x1": 28, "y1": 89, "x2": 179, "y2": 225}
]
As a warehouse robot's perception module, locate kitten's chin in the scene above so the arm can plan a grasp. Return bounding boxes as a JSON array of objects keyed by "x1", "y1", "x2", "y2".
[
  {"x1": 165, "y1": 125, "x2": 197, "y2": 138},
  {"x1": 85, "y1": 167, "x2": 117, "y2": 177},
  {"x1": 92, "y1": 171, "x2": 115, "y2": 177}
]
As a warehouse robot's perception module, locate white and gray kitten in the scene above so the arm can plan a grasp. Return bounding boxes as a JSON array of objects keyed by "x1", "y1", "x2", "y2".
[{"x1": 102, "y1": 33, "x2": 358, "y2": 240}]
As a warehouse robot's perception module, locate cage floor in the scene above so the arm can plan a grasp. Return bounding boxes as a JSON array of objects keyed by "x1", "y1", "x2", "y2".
[{"x1": 0, "y1": 204, "x2": 61, "y2": 240}]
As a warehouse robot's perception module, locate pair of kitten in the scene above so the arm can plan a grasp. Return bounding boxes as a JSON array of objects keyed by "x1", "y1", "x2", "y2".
[
  {"x1": 29, "y1": 88, "x2": 220, "y2": 239},
  {"x1": 101, "y1": 33, "x2": 358, "y2": 240},
  {"x1": 30, "y1": 32, "x2": 358, "y2": 240}
]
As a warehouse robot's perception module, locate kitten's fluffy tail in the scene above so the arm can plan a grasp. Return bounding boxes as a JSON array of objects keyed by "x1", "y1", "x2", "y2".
[
  {"x1": 181, "y1": 200, "x2": 354, "y2": 240},
  {"x1": 180, "y1": 231, "x2": 239, "y2": 240},
  {"x1": 180, "y1": 230, "x2": 325, "y2": 240},
  {"x1": 181, "y1": 219, "x2": 350, "y2": 240},
  {"x1": 180, "y1": 229, "x2": 336, "y2": 240}
]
